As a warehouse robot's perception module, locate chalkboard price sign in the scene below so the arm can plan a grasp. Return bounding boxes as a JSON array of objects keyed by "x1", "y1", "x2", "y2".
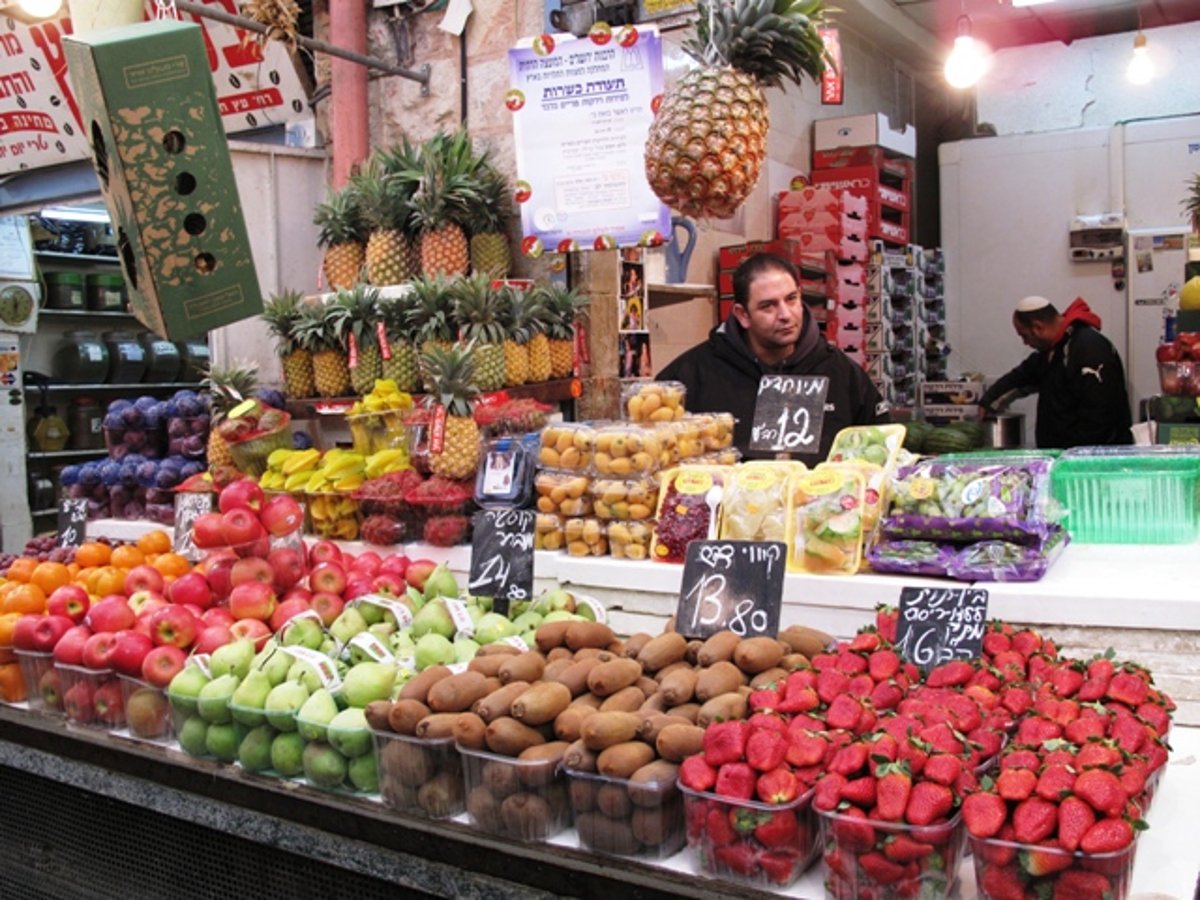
[
  {"x1": 56, "y1": 498, "x2": 88, "y2": 548},
  {"x1": 173, "y1": 492, "x2": 214, "y2": 560},
  {"x1": 469, "y1": 508, "x2": 536, "y2": 615},
  {"x1": 676, "y1": 540, "x2": 786, "y2": 640},
  {"x1": 749, "y1": 374, "x2": 830, "y2": 454},
  {"x1": 894, "y1": 586, "x2": 990, "y2": 671}
]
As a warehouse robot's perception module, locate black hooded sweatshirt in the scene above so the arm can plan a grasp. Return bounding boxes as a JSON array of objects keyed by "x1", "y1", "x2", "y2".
[{"x1": 657, "y1": 310, "x2": 889, "y2": 466}]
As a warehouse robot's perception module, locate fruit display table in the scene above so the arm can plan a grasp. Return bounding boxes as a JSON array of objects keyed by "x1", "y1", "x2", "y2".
[{"x1": 0, "y1": 705, "x2": 1195, "y2": 898}]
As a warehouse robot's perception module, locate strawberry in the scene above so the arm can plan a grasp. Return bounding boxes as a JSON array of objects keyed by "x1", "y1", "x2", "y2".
[
  {"x1": 756, "y1": 767, "x2": 801, "y2": 804},
  {"x1": 1106, "y1": 671, "x2": 1149, "y2": 707},
  {"x1": 1074, "y1": 768, "x2": 1127, "y2": 818},
  {"x1": 944, "y1": 693, "x2": 984, "y2": 732},
  {"x1": 1000, "y1": 686, "x2": 1034, "y2": 718},
  {"x1": 1075, "y1": 741, "x2": 1122, "y2": 770},
  {"x1": 679, "y1": 754, "x2": 718, "y2": 792},
  {"x1": 976, "y1": 823, "x2": 1019, "y2": 865},
  {"x1": 874, "y1": 761, "x2": 912, "y2": 821},
  {"x1": 979, "y1": 863, "x2": 1026, "y2": 900},
  {"x1": 1109, "y1": 713, "x2": 1147, "y2": 754},
  {"x1": 786, "y1": 730, "x2": 830, "y2": 768},
  {"x1": 1118, "y1": 757, "x2": 1148, "y2": 798},
  {"x1": 925, "y1": 660, "x2": 973, "y2": 688},
  {"x1": 882, "y1": 834, "x2": 935, "y2": 863},
  {"x1": 840, "y1": 775, "x2": 877, "y2": 808},
  {"x1": 1012, "y1": 796, "x2": 1058, "y2": 843},
  {"x1": 747, "y1": 711, "x2": 788, "y2": 736},
  {"x1": 1016, "y1": 716, "x2": 1063, "y2": 745},
  {"x1": 857, "y1": 851, "x2": 906, "y2": 885},
  {"x1": 785, "y1": 668, "x2": 819, "y2": 692},
  {"x1": 825, "y1": 694, "x2": 865, "y2": 732},
  {"x1": 875, "y1": 604, "x2": 898, "y2": 642},
  {"x1": 830, "y1": 805, "x2": 876, "y2": 850},
  {"x1": 982, "y1": 628, "x2": 1011, "y2": 657},
  {"x1": 777, "y1": 682, "x2": 820, "y2": 714},
  {"x1": 1136, "y1": 701, "x2": 1171, "y2": 737},
  {"x1": 968, "y1": 669, "x2": 1002, "y2": 693},
  {"x1": 810, "y1": 651, "x2": 837, "y2": 672},
  {"x1": 1010, "y1": 629, "x2": 1043, "y2": 657},
  {"x1": 745, "y1": 728, "x2": 788, "y2": 773},
  {"x1": 879, "y1": 714, "x2": 921, "y2": 744},
  {"x1": 1028, "y1": 653, "x2": 1057, "y2": 683},
  {"x1": 789, "y1": 712, "x2": 827, "y2": 733},
  {"x1": 756, "y1": 850, "x2": 799, "y2": 885},
  {"x1": 921, "y1": 753, "x2": 963, "y2": 788},
  {"x1": 896, "y1": 737, "x2": 929, "y2": 778},
  {"x1": 919, "y1": 722, "x2": 965, "y2": 756},
  {"x1": 1056, "y1": 794, "x2": 1096, "y2": 852},
  {"x1": 813, "y1": 772, "x2": 847, "y2": 811},
  {"x1": 1000, "y1": 747, "x2": 1041, "y2": 770},
  {"x1": 996, "y1": 767, "x2": 1037, "y2": 801},
  {"x1": 1041, "y1": 742, "x2": 1077, "y2": 769},
  {"x1": 1035, "y1": 763, "x2": 1077, "y2": 802},
  {"x1": 1079, "y1": 816, "x2": 1135, "y2": 854},
  {"x1": 730, "y1": 806, "x2": 765, "y2": 835},
  {"x1": 845, "y1": 673, "x2": 875, "y2": 699},
  {"x1": 1019, "y1": 843, "x2": 1074, "y2": 876},
  {"x1": 794, "y1": 764, "x2": 826, "y2": 787},
  {"x1": 1087, "y1": 656, "x2": 1115, "y2": 681},
  {"x1": 817, "y1": 668, "x2": 852, "y2": 705},
  {"x1": 714, "y1": 762, "x2": 758, "y2": 800},
  {"x1": 1048, "y1": 663, "x2": 1085, "y2": 698},
  {"x1": 748, "y1": 687, "x2": 782, "y2": 713},
  {"x1": 713, "y1": 841, "x2": 759, "y2": 875},
  {"x1": 1064, "y1": 714, "x2": 1107, "y2": 744},
  {"x1": 962, "y1": 791, "x2": 1007, "y2": 838},
  {"x1": 868, "y1": 649, "x2": 901, "y2": 682},
  {"x1": 850, "y1": 631, "x2": 881, "y2": 653},
  {"x1": 955, "y1": 767, "x2": 980, "y2": 798},
  {"x1": 836, "y1": 649, "x2": 869, "y2": 676},
  {"x1": 905, "y1": 781, "x2": 953, "y2": 826},
  {"x1": 754, "y1": 809, "x2": 800, "y2": 849},
  {"x1": 704, "y1": 720, "x2": 751, "y2": 766},
  {"x1": 1052, "y1": 868, "x2": 1118, "y2": 899},
  {"x1": 829, "y1": 742, "x2": 869, "y2": 776},
  {"x1": 968, "y1": 726, "x2": 1005, "y2": 763},
  {"x1": 1144, "y1": 738, "x2": 1169, "y2": 774},
  {"x1": 705, "y1": 805, "x2": 737, "y2": 846},
  {"x1": 1076, "y1": 675, "x2": 1110, "y2": 703},
  {"x1": 866, "y1": 732, "x2": 899, "y2": 763}
]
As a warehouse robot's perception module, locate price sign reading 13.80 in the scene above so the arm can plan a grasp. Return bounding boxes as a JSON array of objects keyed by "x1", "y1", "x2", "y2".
[
  {"x1": 894, "y1": 586, "x2": 990, "y2": 671},
  {"x1": 676, "y1": 540, "x2": 786, "y2": 640},
  {"x1": 749, "y1": 374, "x2": 829, "y2": 454}
]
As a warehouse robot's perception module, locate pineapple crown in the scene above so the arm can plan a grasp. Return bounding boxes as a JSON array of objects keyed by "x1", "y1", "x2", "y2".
[
  {"x1": 686, "y1": 0, "x2": 834, "y2": 89},
  {"x1": 351, "y1": 153, "x2": 414, "y2": 233},
  {"x1": 334, "y1": 285, "x2": 382, "y2": 349},
  {"x1": 261, "y1": 289, "x2": 306, "y2": 355},
  {"x1": 378, "y1": 292, "x2": 418, "y2": 343},
  {"x1": 408, "y1": 129, "x2": 488, "y2": 234},
  {"x1": 500, "y1": 283, "x2": 538, "y2": 344},
  {"x1": 314, "y1": 186, "x2": 368, "y2": 247},
  {"x1": 453, "y1": 274, "x2": 507, "y2": 345},
  {"x1": 1183, "y1": 173, "x2": 1200, "y2": 223},
  {"x1": 294, "y1": 298, "x2": 351, "y2": 352},
  {"x1": 465, "y1": 161, "x2": 511, "y2": 236},
  {"x1": 532, "y1": 283, "x2": 589, "y2": 341},
  {"x1": 406, "y1": 274, "x2": 458, "y2": 343},
  {"x1": 203, "y1": 361, "x2": 260, "y2": 420},
  {"x1": 419, "y1": 342, "x2": 479, "y2": 417}
]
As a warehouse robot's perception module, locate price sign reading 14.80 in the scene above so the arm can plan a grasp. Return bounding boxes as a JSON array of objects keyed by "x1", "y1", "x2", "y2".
[
  {"x1": 468, "y1": 508, "x2": 536, "y2": 616},
  {"x1": 749, "y1": 374, "x2": 829, "y2": 454},
  {"x1": 676, "y1": 540, "x2": 786, "y2": 640},
  {"x1": 894, "y1": 586, "x2": 989, "y2": 671}
]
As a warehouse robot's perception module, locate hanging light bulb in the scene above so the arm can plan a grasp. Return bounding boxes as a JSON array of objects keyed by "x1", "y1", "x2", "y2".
[
  {"x1": 944, "y1": 15, "x2": 988, "y2": 89},
  {"x1": 1127, "y1": 32, "x2": 1154, "y2": 85},
  {"x1": 16, "y1": 0, "x2": 61, "y2": 17}
]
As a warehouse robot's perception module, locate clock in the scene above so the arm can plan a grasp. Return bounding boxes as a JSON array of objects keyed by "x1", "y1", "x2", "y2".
[{"x1": 0, "y1": 283, "x2": 36, "y2": 329}]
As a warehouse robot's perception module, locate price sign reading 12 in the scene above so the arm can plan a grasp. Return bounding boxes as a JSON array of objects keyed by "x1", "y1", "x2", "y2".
[
  {"x1": 749, "y1": 374, "x2": 829, "y2": 454},
  {"x1": 894, "y1": 586, "x2": 989, "y2": 671},
  {"x1": 677, "y1": 540, "x2": 786, "y2": 640}
]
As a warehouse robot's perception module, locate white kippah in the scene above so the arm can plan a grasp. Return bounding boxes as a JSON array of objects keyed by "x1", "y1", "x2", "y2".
[{"x1": 1016, "y1": 295, "x2": 1051, "y2": 313}]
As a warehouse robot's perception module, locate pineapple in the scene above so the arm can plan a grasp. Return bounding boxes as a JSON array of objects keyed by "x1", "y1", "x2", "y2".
[
  {"x1": 410, "y1": 131, "x2": 479, "y2": 277},
  {"x1": 644, "y1": 0, "x2": 832, "y2": 219},
  {"x1": 296, "y1": 299, "x2": 352, "y2": 398},
  {"x1": 406, "y1": 273, "x2": 458, "y2": 357},
  {"x1": 452, "y1": 274, "x2": 507, "y2": 392},
  {"x1": 337, "y1": 286, "x2": 383, "y2": 396},
  {"x1": 378, "y1": 292, "x2": 421, "y2": 393},
  {"x1": 500, "y1": 284, "x2": 530, "y2": 387},
  {"x1": 536, "y1": 283, "x2": 589, "y2": 379},
  {"x1": 467, "y1": 165, "x2": 512, "y2": 279},
  {"x1": 420, "y1": 343, "x2": 481, "y2": 481},
  {"x1": 261, "y1": 289, "x2": 314, "y2": 398},
  {"x1": 354, "y1": 153, "x2": 413, "y2": 287},
  {"x1": 313, "y1": 187, "x2": 367, "y2": 290},
  {"x1": 203, "y1": 363, "x2": 259, "y2": 471},
  {"x1": 522, "y1": 289, "x2": 553, "y2": 383}
]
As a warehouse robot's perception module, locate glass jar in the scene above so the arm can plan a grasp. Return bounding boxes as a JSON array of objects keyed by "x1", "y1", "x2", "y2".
[
  {"x1": 51, "y1": 330, "x2": 109, "y2": 384},
  {"x1": 68, "y1": 396, "x2": 104, "y2": 450},
  {"x1": 176, "y1": 338, "x2": 210, "y2": 383},
  {"x1": 139, "y1": 331, "x2": 182, "y2": 383},
  {"x1": 102, "y1": 330, "x2": 147, "y2": 384},
  {"x1": 43, "y1": 272, "x2": 84, "y2": 310},
  {"x1": 85, "y1": 273, "x2": 127, "y2": 311}
]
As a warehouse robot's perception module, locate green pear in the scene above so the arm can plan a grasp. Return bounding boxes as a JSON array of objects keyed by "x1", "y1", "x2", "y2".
[
  {"x1": 254, "y1": 644, "x2": 294, "y2": 687},
  {"x1": 205, "y1": 721, "x2": 246, "y2": 762},
  {"x1": 367, "y1": 622, "x2": 396, "y2": 641},
  {"x1": 508, "y1": 599, "x2": 530, "y2": 619},
  {"x1": 210, "y1": 639, "x2": 255, "y2": 680},
  {"x1": 264, "y1": 680, "x2": 309, "y2": 732},
  {"x1": 319, "y1": 638, "x2": 338, "y2": 656},
  {"x1": 511, "y1": 610, "x2": 543, "y2": 633},
  {"x1": 347, "y1": 751, "x2": 379, "y2": 792},
  {"x1": 327, "y1": 707, "x2": 372, "y2": 758},
  {"x1": 287, "y1": 658, "x2": 333, "y2": 695},
  {"x1": 330, "y1": 607, "x2": 369, "y2": 644},
  {"x1": 270, "y1": 730, "x2": 306, "y2": 776},
  {"x1": 281, "y1": 617, "x2": 324, "y2": 651},
  {"x1": 474, "y1": 612, "x2": 517, "y2": 646},
  {"x1": 533, "y1": 588, "x2": 575, "y2": 616},
  {"x1": 410, "y1": 600, "x2": 454, "y2": 639},
  {"x1": 302, "y1": 741, "x2": 347, "y2": 789},
  {"x1": 390, "y1": 628, "x2": 415, "y2": 654},
  {"x1": 177, "y1": 714, "x2": 209, "y2": 757},
  {"x1": 414, "y1": 633, "x2": 455, "y2": 671},
  {"x1": 472, "y1": 595, "x2": 493, "y2": 614},
  {"x1": 341, "y1": 661, "x2": 397, "y2": 708},
  {"x1": 357, "y1": 601, "x2": 385, "y2": 626},
  {"x1": 520, "y1": 630, "x2": 537, "y2": 650},
  {"x1": 237, "y1": 724, "x2": 276, "y2": 772},
  {"x1": 197, "y1": 673, "x2": 239, "y2": 724},
  {"x1": 167, "y1": 664, "x2": 212, "y2": 716},
  {"x1": 453, "y1": 637, "x2": 480, "y2": 664},
  {"x1": 230, "y1": 670, "x2": 272, "y2": 726},
  {"x1": 423, "y1": 564, "x2": 458, "y2": 601},
  {"x1": 405, "y1": 585, "x2": 426, "y2": 610},
  {"x1": 297, "y1": 688, "x2": 339, "y2": 741},
  {"x1": 542, "y1": 610, "x2": 581, "y2": 624}
]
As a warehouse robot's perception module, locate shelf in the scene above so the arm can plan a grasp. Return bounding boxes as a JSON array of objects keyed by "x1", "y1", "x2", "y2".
[
  {"x1": 31, "y1": 508, "x2": 57, "y2": 517},
  {"x1": 285, "y1": 378, "x2": 582, "y2": 419},
  {"x1": 26, "y1": 381, "x2": 203, "y2": 392},
  {"x1": 35, "y1": 251, "x2": 120, "y2": 264},
  {"x1": 647, "y1": 281, "x2": 716, "y2": 298},
  {"x1": 27, "y1": 448, "x2": 108, "y2": 460},
  {"x1": 37, "y1": 308, "x2": 134, "y2": 319}
]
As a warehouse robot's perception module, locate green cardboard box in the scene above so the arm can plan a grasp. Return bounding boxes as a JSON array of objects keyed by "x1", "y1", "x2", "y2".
[
  {"x1": 64, "y1": 20, "x2": 262, "y2": 340},
  {"x1": 1156, "y1": 421, "x2": 1200, "y2": 445}
]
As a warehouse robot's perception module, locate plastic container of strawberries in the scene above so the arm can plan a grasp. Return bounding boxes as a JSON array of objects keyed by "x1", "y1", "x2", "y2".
[
  {"x1": 816, "y1": 807, "x2": 966, "y2": 900},
  {"x1": 680, "y1": 784, "x2": 819, "y2": 889},
  {"x1": 969, "y1": 834, "x2": 1136, "y2": 900},
  {"x1": 566, "y1": 767, "x2": 685, "y2": 859}
]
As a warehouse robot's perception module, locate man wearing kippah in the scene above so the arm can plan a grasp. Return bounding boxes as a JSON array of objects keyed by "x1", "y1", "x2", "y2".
[{"x1": 978, "y1": 296, "x2": 1132, "y2": 448}]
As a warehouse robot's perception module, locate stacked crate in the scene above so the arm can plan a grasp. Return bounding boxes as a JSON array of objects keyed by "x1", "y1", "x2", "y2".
[{"x1": 918, "y1": 247, "x2": 949, "y2": 382}]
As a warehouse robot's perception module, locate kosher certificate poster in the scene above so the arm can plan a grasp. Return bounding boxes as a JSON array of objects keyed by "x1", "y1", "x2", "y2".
[{"x1": 507, "y1": 27, "x2": 669, "y2": 254}]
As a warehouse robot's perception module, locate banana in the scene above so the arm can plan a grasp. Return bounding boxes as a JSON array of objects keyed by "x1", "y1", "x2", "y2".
[{"x1": 281, "y1": 448, "x2": 320, "y2": 476}]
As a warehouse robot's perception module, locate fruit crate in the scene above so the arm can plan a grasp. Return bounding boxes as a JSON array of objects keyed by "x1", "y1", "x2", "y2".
[
  {"x1": 816, "y1": 807, "x2": 965, "y2": 900},
  {"x1": 680, "y1": 785, "x2": 819, "y2": 888},
  {"x1": 15, "y1": 650, "x2": 62, "y2": 715},
  {"x1": 1050, "y1": 446, "x2": 1200, "y2": 543},
  {"x1": 459, "y1": 745, "x2": 571, "y2": 842},
  {"x1": 118, "y1": 675, "x2": 173, "y2": 742},
  {"x1": 167, "y1": 689, "x2": 219, "y2": 759},
  {"x1": 56, "y1": 662, "x2": 124, "y2": 729},
  {"x1": 566, "y1": 768, "x2": 685, "y2": 859},
  {"x1": 295, "y1": 714, "x2": 378, "y2": 794},
  {"x1": 374, "y1": 731, "x2": 464, "y2": 819},
  {"x1": 304, "y1": 491, "x2": 362, "y2": 541},
  {"x1": 969, "y1": 834, "x2": 1136, "y2": 900}
]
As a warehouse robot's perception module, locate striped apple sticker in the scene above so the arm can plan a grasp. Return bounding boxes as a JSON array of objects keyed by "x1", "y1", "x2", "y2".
[
  {"x1": 639, "y1": 230, "x2": 666, "y2": 247},
  {"x1": 533, "y1": 34, "x2": 556, "y2": 56},
  {"x1": 589, "y1": 22, "x2": 612, "y2": 45},
  {"x1": 618, "y1": 26, "x2": 638, "y2": 48},
  {"x1": 505, "y1": 89, "x2": 525, "y2": 112},
  {"x1": 522, "y1": 235, "x2": 545, "y2": 258},
  {"x1": 513, "y1": 180, "x2": 532, "y2": 203},
  {"x1": 593, "y1": 235, "x2": 617, "y2": 250},
  {"x1": 650, "y1": 94, "x2": 663, "y2": 115},
  {"x1": 556, "y1": 238, "x2": 579, "y2": 253}
]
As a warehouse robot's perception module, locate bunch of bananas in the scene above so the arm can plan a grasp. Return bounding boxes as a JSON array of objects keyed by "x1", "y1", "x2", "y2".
[{"x1": 348, "y1": 379, "x2": 414, "y2": 455}]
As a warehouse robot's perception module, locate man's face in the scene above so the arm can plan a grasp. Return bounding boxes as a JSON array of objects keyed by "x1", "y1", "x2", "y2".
[
  {"x1": 733, "y1": 268, "x2": 805, "y2": 355},
  {"x1": 1014, "y1": 316, "x2": 1052, "y2": 351}
]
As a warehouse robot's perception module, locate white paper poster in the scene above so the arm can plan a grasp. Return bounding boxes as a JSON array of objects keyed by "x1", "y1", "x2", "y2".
[{"x1": 507, "y1": 25, "x2": 669, "y2": 255}]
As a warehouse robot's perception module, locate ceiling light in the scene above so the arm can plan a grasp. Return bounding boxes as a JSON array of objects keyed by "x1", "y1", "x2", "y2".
[
  {"x1": 1012, "y1": 0, "x2": 1055, "y2": 7},
  {"x1": 944, "y1": 15, "x2": 988, "y2": 90},
  {"x1": 1127, "y1": 31, "x2": 1153, "y2": 85},
  {"x1": 0, "y1": 0, "x2": 62, "y2": 21},
  {"x1": 39, "y1": 205, "x2": 111, "y2": 224}
]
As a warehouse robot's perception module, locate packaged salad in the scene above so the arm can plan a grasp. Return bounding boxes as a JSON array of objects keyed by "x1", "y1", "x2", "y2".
[
  {"x1": 719, "y1": 461, "x2": 805, "y2": 543},
  {"x1": 786, "y1": 467, "x2": 866, "y2": 576},
  {"x1": 948, "y1": 526, "x2": 1069, "y2": 582},
  {"x1": 826, "y1": 424, "x2": 907, "y2": 471},
  {"x1": 651, "y1": 466, "x2": 728, "y2": 564},
  {"x1": 865, "y1": 539, "x2": 955, "y2": 578}
]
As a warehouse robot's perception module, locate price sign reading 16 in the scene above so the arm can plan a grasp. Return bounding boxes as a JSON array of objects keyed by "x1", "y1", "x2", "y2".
[{"x1": 685, "y1": 573, "x2": 769, "y2": 637}]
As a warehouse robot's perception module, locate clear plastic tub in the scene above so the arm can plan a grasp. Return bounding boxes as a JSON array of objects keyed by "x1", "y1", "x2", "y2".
[
  {"x1": 1050, "y1": 446, "x2": 1200, "y2": 543},
  {"x1": 592, "y1": 423, "x2": 664, "y2": 477},
  {"x1": 56, "y1": 663, "x2": 124, "y2": 728},
  {"x1": 680, "y1": 784, "x2": 819, "y2": 888},
  {"x1": 605, "y1": 520, "x2": 655, "y2": 561},
  {"x1": 15, "y1": 649, "x2": 62, "y2": 715},
  {"x1": 622, "y1": 380, "x2": 686, "y2": 422},
  {"x1": 305, "y1": 491, "x2": 362, "y2": 541},
  {"x1": 537, "y1": 422, "x2": 595, "y2": 471},
  {"x1": 567, "y1": 767, "x2": 685, "y2": 859},
  {"x1": 535, "y1": 512, "x2": 565, "y2": 551},
  {"x1": 296, "y1": 719, "x2": 377, "y2": 794},
  {"x1": 563, "y1": 517, "x2": 607, "y2": 557},
  {"x1": 534, "y1": 469, "x2": 593, "y2": 518},
  {"x1": 459, "y1": 745, "x2": 571, "y2": 841},
  {"x1": 969, "y1": 833, "x2": 1136, "y2": 900},
  {"x1": 591, "y1": 476, "x2": 659, "y2": 521},
  {"x1": 720, "y1": 461, "x2": 804, "y2": 542},
  {"x1": 346, "y1": 411, "x2": 409, "y2": 456},
  {"x1": 119, "y1": 675, "x2": 174, "y2": 742},
  {"x1": 651, "y1": 467, "x2": 727, "y2": 563},
  {"x1": 374, "y1": 731, "x2": 464, "y2": 818}
]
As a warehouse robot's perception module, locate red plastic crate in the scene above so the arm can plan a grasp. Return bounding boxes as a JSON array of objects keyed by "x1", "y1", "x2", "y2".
[
  {"x1": 812, "y1": 144, "x2": 914, "y2": 179},
  {"x1": 778, "y1": 187, "x2": 869, "y2": 219},
  {"x1": 810, "y1": 165, "x2": 911, "y2": 213}
]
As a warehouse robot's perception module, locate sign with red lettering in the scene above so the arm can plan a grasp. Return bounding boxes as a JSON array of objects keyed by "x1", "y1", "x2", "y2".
[
  {"x1": 0, "y1": 2, "x2": 309, "y2": 172},
  {"x1": 819, "y1": 27, "x2": 843, "y2": 106}
]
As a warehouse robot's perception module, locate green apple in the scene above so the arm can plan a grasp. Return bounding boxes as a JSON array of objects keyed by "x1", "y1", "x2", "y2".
[
  {"x1": 281, "y1": 617, "x2": 324, "y2": 651},
  {"x1": 205, "y1": 720, "x2": 247, "y2": 762},
  {"x1": 414, "y1": 633, "x2": 455, "y2": 671},
  {"x1": 270, "y1": 730, "x2": 306, "y2": 776},
  {"x1": 341, "y1": 661, "x2": 397, "y2": 708},
  {"x1": 511, "y1": 610, "x2": 543, "y2": 634},
  {"x1": 411, "y1": 600, "x2": 454, "y2": 639},
  {"x1": 167, "y1": 663, "x2": 211, "y2": 716},
  {"x1": 347, "y1": 752, "x2": 379, "y2": 793},
  {"x1": 327, "y1": 707, "x2": 372, "y2": 758},
  {"x1": 197, "y1": 673, "x2": 239, "y2": 724},
  {"x1": 237, "y1": 724, "x2": 276, "y2": 772},
  {"x1": 264, "y1": 680, "x2": 309, "y2": 732},
  {"x1": 302, "y1": 741, "x2": 348, "y2": 789},
  {"x1": 330, "y1": 607, "x2": 369, "y2": 644},
  {"x1": 177, "y1": 714, "x2": 209, "y2": 757},
  {"x1": 453, "y1": 637, "x2": 479, "y2": 664},
  {"x1": 297, "y1": 688, "x2": 339, "y2": 741},
  {"x1": 423, "y1": 564, "x2": 458, "y2": 601},
  {"x1": 230, "y1": 670, "x2": 272, "y2": 726},
  {"x1": 253, "y1": 642, "x2": 294, "y2": 686},
  {"x1": 210, "y1": 639, "x2": 255, "y2": 680},
  {"x1": 474, "y1": 612, "x2": 517, "y2": 646}
]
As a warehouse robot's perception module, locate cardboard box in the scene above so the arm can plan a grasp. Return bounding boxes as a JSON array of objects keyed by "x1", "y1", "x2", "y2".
[
  {"x1": 920, "y1": 381, "x2": 985, "y2": 406},
  {"x1": 923, "y1": 404, "x2": 982, "y2": 423},
  {"x1": 811, "y1": 167, "x2": 911, "y2": 213},
  {"x1": 828, "y1": 280, "x2": 866, "y2": 306},
  {"x1": 792, "y1": 230, "x2": 868, "y2": 261},
  {"x1": 777, "y1": 188, "x2": 868, "y2": 219},
  {"x1": 64, "y1": 21, "x2": 262, "y2": 339},
  {"x1": 813, "y1": 113, "x2": 917, "y2": 158}
]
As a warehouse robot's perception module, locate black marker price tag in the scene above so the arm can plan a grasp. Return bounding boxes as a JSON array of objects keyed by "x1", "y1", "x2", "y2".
[
  {"x1": 749, "y1": 374, "x2": 830, "y2": 454},
  {"x1": 676, "y1": 540, "x2": 786, "y2": 640},
  {"x1": 895, "y1": 586, "x2": 989, "y2": 671},
  {"x1": 173, "y1": 492, "x2": 213, "y2": 561},
  {"x1": 469, "y1": 508, "x2": 536, "y2": 615},
  {"x1": 56, "y1": 498, "x2": 88, "y2": 548}
]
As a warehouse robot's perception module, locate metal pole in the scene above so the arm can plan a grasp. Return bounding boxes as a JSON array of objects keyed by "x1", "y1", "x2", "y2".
[{"x1": 173, "y1": 0, "x2": 431, "y2": 91}]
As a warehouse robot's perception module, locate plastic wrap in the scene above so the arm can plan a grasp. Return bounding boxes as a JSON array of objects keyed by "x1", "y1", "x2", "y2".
[
  {"x1": 719, "y1": 461, "x2": 804, "y2": 542},
  {"x1": 651, "y1": 466, "x2": 727, "y2": 563},
  {"x1": 786, "y1": 466, "x2": 866, "y2": 575},
  {"x1": 948, "y1": 526, "x2": 1070, "y2": 582},
  {"x1": 865, "y1": 539, "x2": 956, "y2": 577}
]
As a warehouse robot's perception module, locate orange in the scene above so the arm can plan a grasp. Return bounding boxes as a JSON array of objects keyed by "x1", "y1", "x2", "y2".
[
  {"x1": 31, "y1": 561, "x2": 71, "y2": 595},
  {"x1": 3, "y1": 583, "x2": 46, "y2": 615},
  {"x1": 90, "y1": 566, "x2": 124, "y2": 599},
  {"x1": 151, "y1": 552, "x2": 190, "y2": 579},
  {"x1": 0, "y1": 611, "x2": 21, "y2": 646},
  {"x1": 75, "y1": 542, "x2": 112, "y2": 569},
  {"x1": 110, "y1": 545, "x2": 145, "y2": 569},
  {"x1": 137, "y1": 530, "x2": 172, "y2": 556},
  {"x1": 0, "y1": 663, "x2": 26, "y2": 703},
  {"x1": 5, "y1": 557, "x2": 36, "y2": 584}
]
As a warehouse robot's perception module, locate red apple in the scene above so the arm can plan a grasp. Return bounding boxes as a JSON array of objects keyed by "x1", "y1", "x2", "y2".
[
  {"x1": 372, "y1": 573, "x2": 406, "y2": 596},
  {"x1": 128, "y1": 590, "x2": 168, "y2": 619},
  {"x1": 193, "y1": 623, "x2": 234, "y2": 655},
  {"x1": 235, "y1": 533, "x2": 271, "y2": 560},
  {"x1": 229, "y1": 618, "x2": 272, "y2": 650},
  {"x1": 123, "y1": 564, "x2": 166, "y2": 597},
  {"x1": 203, "y1": 554, "x2": 238, "y2": 600},
  {"x1": 231, "y1": 556, "x2": 274, "y2": 588},
  {"x1": 309, "y1": 562, "x2": 347, "y2": 597},
  {"x1": 260, "y1": 493, "x2": 304, "y2": 537},
  {"x1": 46, "y1": 584, "x2": 90, "y2": 624},
  {"x1": 220, "y1": 507, "x2": 265, "y2": 549},
  {"x1": 1156, "y1": 342, "x2": 1181, "y2": 363},
  {"x1": 350, "y1": 551, "x2": 382, "y2": 577},
  {"x1": 108, "y1": 629, "x2": 154, "y2": 677},
  {"x1": 309, "y1": 592, "x2": 344, "y2": 626},
  {"x1": 87, "y1": 597, "x2": 136, "y2": 634},
  {"x1": 218, "y1": 478, "x2": 265, "y2": 514},
  {"x1": 308, "y1": 539, "x2": 343, "y2": 568},
  {"x1": 344, "y1": 576, "x2": 374, "y2": 602},
  {"x1": 82, "y1": 631, "x2": 118, "y2": 670},
  {"x1": 141, "y1": 644, "x2": 187, "y2": 688},
  {"x1": 267, "y1": 546, "x2": 307, "y2": 592},
  {"x1": 132, "y1": 617, "x2": 154, "y2": 640},
  {"x1": 281, "y1": 586, "x2": 313, "y2": 605},
  {"x1": 269, "y1": 597, "x2": 311, "y2": 632},
  {"x1": 63, "y1": 680, "x2": 96, "y2": 723},
  {"x1": 93, "y1": 679, "x2": 125, "y2": 726},
  {"x1": 379, "y1": 554, "x2": 411, "y2": 580},
  {"x1": 191, "y1": 512, "x2": 226, "y2": 549},
  {"x1": 11, "y1": 615, "x2": 40, "y2": 651},
  {"x1": 52, "y1": 624, "x2": 93, "y2": 666},
  {"x1": 168, "y1": 572, "x2": 214, "y2": 610},
  {"x1": 405, "y1": 558, "x2": 438, "y2": 591},
  {"x1": 228, "y1": 581, "x2": 277, "y2": 622},
  {"x1": 201, "y1": 607, "x2": 236, "y2": 628},
  {"x1": 147, "y1": 605, "x2": 198, "y2": 649},
  {"x1": 30, "y1": 614, "x2": 75, "y2": 653},
  {"x1": 39, "y1": 668, "x2": 62, "y2": 710}
]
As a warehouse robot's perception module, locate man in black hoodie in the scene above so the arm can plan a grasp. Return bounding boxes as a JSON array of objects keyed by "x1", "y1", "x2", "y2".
[{"x1": 657, "y1": 253, "x2": 889, "y2": 465}]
